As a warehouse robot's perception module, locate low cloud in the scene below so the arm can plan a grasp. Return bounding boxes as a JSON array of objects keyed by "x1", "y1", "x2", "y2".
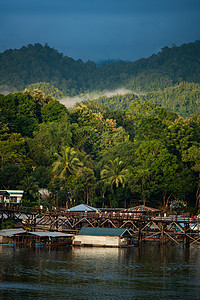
[{"x1": 59, "y1": 88, "x2": 132, "y2": 108}]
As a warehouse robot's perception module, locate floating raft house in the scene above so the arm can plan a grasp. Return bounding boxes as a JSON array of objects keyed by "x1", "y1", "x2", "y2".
[
  {"x1": 0, "y1": 228, "x2": 27, "y2": 244},
  {"x1": 0, "y1": 229, "x2": 74, "y2": 246},
  {"x1": 73, "y1": 227, "x2": 134, "y2": 247},
  {"x1": 29, "y1": 231, "x2": 74, "y2": 246}
]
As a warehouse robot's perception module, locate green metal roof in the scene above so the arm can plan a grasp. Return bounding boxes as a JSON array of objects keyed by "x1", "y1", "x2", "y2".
[{"x1": 77, "y1": 227, "x2": 132, "y2": 237}]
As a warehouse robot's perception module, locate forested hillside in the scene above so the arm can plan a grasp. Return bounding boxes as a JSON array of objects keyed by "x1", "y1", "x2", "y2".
[
  {"x1": 94, "y1": 82, "x2": 200, "y2": 117},
  {"x1": 1, "y1": 90, "x2": 200, "y2": 212},
  {"x1": 1, "y1": 40, "x2": 200, "y2": 212},
  {"x1": 0, "y1": 41, "x2": 200, "y2": 96}
]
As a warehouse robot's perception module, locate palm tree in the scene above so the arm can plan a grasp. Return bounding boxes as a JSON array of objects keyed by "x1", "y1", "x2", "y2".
[
  {"x1": 17, "y1": 175, "x2": 39, "y2": 199},
  {"x1": 52, "y1": 146, "x2": 83, "y2": 180},
  {"x1": 100, "y1": 157, "x2": 129, "y2": 193},
  {"x1": 52, "y1": 146, "x2": 83, "y2": 206}
]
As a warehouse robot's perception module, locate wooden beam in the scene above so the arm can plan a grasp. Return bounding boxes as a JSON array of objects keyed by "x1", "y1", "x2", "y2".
[{"x1": 164, "y1": 231, "x2": 180, "y2": 245}]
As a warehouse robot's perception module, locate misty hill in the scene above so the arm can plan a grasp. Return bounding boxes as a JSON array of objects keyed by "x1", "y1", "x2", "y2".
[
  {"x1": 93, "y1": 82, "x2": 200, "y2": 118},
  {"x1": 0, "y1": 41, "x2": 200, "y2": 96}
]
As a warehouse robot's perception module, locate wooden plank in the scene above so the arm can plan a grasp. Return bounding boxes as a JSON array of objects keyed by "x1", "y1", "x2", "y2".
[{"x1": 164, "y1": 231, "x2": 180, "y2": 245}]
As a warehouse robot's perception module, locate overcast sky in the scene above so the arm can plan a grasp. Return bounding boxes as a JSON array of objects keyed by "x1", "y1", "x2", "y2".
[{"x1": 0, "y1": 0, "x2": 200, "y2": 62}]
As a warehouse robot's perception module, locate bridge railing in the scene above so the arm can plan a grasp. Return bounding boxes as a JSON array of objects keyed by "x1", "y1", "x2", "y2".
[{"x1": 0, "y1": 208, "x2": 199, "y2": 224}]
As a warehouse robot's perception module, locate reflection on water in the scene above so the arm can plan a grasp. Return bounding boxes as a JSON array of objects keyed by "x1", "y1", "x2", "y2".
[{"x1": 0, "y1": 244, "x2": 200, "y2": 299}]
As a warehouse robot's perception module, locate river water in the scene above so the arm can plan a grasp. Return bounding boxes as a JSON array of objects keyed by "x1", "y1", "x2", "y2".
[{"x1": 0, "y1": 244, "x2": 200, "y2": 299}]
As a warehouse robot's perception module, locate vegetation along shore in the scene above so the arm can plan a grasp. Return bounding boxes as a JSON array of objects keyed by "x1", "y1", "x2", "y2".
[{"x1": 1, "y1": 41, "x2": 200, "y2": 219}]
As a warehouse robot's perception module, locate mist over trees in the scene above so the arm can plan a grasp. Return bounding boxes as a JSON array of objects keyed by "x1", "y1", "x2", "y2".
[
  {"x1": 94, "y1": 82, "x2": 200, "y2": 118},
  {"x1": 1, "y1": 88, "x2": 200, "y2": 212},
  {"x1": 1, "y1": 40, "x2": 200, "y2": 212}
]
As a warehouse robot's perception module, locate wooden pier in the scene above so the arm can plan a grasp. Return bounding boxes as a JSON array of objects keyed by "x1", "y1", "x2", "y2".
[{"x1": 1, "y1": 208, "x2": 200, "y2": 247}]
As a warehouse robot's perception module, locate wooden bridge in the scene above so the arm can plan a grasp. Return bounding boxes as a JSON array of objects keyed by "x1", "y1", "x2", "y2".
[{"x1": 1, "y1": 208, "x2": 200, "y2": 247}]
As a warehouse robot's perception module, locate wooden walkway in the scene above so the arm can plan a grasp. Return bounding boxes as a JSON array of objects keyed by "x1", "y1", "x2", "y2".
[{"x1": 1, "y1": 208, "x2": 200, "y2": 246}]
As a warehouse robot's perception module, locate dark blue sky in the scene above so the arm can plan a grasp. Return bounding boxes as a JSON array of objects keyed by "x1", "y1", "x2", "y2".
[{"x1": 0, "y1": 0, "x2": 200, "y2": 62}]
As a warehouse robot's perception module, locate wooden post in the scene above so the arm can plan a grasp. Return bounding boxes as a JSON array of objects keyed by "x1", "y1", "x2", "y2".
[
  {"x1": 32, "y1": 216, "x2": 36, "y2": 232},
  {"x1": 183, "y1": 223, "x2": 190, "y2": 248},
  {"x1": 161, "y1": 223, "x2": 167, "y2": 245},
  {"x1": 137, "y1": 222, "x2": 142, "y2": 244},
  {"x1": 56, "y1": 215, "x2": 58, "y2": 230}
]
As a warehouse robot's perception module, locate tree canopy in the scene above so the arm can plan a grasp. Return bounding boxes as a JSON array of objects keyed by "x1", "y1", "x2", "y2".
[
  {"x1": 0, "y1": 41, "x2": 200, "y2": 96},
  {"x1": 1, "y1": 41, "x2": 200, "y2": 211}
]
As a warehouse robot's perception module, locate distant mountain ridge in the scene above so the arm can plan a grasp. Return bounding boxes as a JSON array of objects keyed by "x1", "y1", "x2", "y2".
[
  {"x1": 0, "y1": 41, "x2": 200, "y2": 96},
  {"x1": 95, "y1": 59, "x2": 130, "y2": 67}
]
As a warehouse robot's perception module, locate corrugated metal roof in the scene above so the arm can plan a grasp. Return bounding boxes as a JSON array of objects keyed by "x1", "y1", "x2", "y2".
[
  {"x1": 29, "y1": 232, "x2": 74, "y2": 238},
  {"x1": 0, "y1": 228, "x2": 26, "y2": 237},
  {"x1": 68, "y1": 204, "x2": 97, "y2": 212},
  {"x1": 122, "y1": 205, "x2": 160, "y2": 212},
  {"x1": 78, "y1": 227, "x2": 132, "y2": 237},
  {"x1": 0, "y1": 190, "x2": 24, "y2": 195}
]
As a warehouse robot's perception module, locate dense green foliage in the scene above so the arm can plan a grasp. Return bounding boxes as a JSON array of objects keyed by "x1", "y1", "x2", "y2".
[
  {"x1": 94, "y1": 82, "x2": 200, "y2": 118},
  {"x1": 1, "y1": 89, "x2": 200, "y2": 212},
  {"x1": 0, "y1": 41, "x2": 200, "y2": 96},
  {"x1": 139, "y1": 82, "x2": 200, "y2": 118},
  {"x1": 26, "y1": 82, "x2": 63, "y2": 99},
  {"x1": 1, "y1": 40, "x2": 200, "y2": 211}
]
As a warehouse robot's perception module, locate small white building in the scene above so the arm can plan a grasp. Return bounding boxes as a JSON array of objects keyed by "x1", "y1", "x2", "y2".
[
  {"x1": 73, "y1": 227, "x2": 134, "y2": 247},
  {"x1": 0, "y1": 190, "x2": 24, "y2": 205}
]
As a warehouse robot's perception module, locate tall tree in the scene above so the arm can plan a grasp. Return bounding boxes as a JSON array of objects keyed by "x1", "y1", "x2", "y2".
[
  {"x1": 28, "y1": 118, "x2": 72, "y2": 166},
  {"x1": 101, "y1": 157, "x2": 129, "y2": 207},
  {"x1": 182, "y1": 146, "x2": 200, "y2": 211},
  {"x1": 73, "y1": 167, "x2": 97, "y2": 205},
  {"x1": 52, "y1": 146, "x2": 83, "y2": 180},
  {"x1": 133, "y1": 140, "x2": 180, "y2": 207},
  {"x1": 17, "y1": 175, "x2": 39, "y2": 200},
  {"x1": 52, "y1": 146, "x2": 83, "y2": 205}
]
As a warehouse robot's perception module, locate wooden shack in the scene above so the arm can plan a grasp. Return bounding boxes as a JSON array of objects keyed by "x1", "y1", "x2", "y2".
[
  {"x1": 0, "y1": 228, "x2": 27, "y2": 244},
  {"x1": 73, "y1": 227, "x2": 134, "y2": 247},
  {"x1": 28, "y1": 231, "x2": 74, "y2": 246}
]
